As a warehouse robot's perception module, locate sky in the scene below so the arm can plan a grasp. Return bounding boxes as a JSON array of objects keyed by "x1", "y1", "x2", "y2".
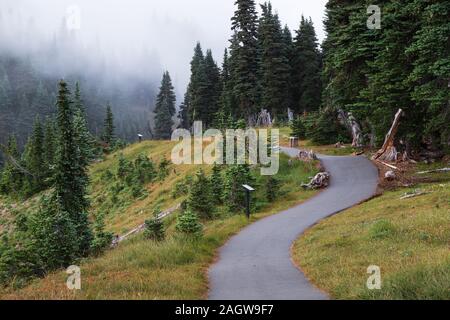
[{"x1": 0, "y1": 0, "x2": 327, "y2": 97}]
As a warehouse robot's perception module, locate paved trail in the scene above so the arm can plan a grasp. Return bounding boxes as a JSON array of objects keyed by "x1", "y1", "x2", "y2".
[{"x1": 208, "y1": 147, "x2": 378, "y2": 300}]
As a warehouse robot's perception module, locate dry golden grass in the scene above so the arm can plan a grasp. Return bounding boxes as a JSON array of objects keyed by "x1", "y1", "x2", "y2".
[{"x1": 0, "y1": 139, "x2": 319, "y2": 299}]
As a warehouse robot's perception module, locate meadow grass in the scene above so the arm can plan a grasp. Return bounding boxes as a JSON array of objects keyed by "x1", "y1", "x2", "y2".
[
  {"x1": 292, "y1": 181, "x2": 450, "y2": 300},
  {"x1": 0, "y1": 141, "x2": 319, "y2": 299}
]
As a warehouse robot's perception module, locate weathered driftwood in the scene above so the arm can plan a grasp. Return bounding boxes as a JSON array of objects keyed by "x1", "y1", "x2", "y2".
[
  {"x1": 302, "y1": 172, "x2": 330, "y2": 190},
  {"x1": 111, "y1": 203, "x2": 181, "y2": 247},
  {"x1": 256, "y1": 109, "x2": 272, "y2": 127},
  {"x1": 372, "y1": 109, "x2": 403, "y2": 162},
  {"x1": 400, "y1": 190, "x2": 429, "y2": 200},
  {"x1": 376, "y1": 160, "x2": 399, "y2": 170},
  {"x1": 338, "y1": 109, "x2": 364, "y2": 147},
  {"x1": 297, "y1": 149, "x2": 318, "y2": 161},
  {"x1": 417, "y1": 168, "x2": 450, "y2": 175}
]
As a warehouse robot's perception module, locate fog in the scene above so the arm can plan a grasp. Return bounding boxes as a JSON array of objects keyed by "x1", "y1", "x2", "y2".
[{"x1": 0, "y1": 0, "x2": 327, "y2": 96}]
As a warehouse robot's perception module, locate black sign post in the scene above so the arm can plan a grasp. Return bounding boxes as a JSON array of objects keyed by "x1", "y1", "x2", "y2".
[{"x1": 242, "y1": 184, "x2": 255, "y2": 219}]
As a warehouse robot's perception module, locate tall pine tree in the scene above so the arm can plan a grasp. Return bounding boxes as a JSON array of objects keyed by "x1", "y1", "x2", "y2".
[
  {"x1": 293, "y1": 16, "x2": 322, "y2": 114},
  {"x1": 257, "y1": 2, "x2": 290, "y2": 119},
  {"x1": 53, "y1": 80, "x2": 92, "y2": 255},
  {"x1": 230, "y1": 0, "x2": 259, "y2": 120},
  {"x1": 154, "y1": 71, "x2": 176, "y2": 140}
]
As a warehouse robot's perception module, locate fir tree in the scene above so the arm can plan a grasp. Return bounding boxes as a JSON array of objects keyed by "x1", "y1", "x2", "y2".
[
  {"x1": 176, "y1": 209, "x2": 203, "y2": 237},
  {"x1": 230, "y1": 0, "x2": 259, "y2": 119},
  {"x1": 188, "y1": 169, "x2": 214, "y2": 219},
  {"x1": 266, "y1": 176, "x2": 280, "y2": 202},
  {"x1": 293, "y1": 16, "x2": 322, "y2": 114},
  {"x1": 210, "y1": 163, "x2": 223, "y2": 205},
  {"x1": 54, "y1": 80, "x2": 92, "y2": 256},
  {"x1": 257, "y1": 2, "x2": 290, "y2": 119},
  {"x1": 29, "y1": 195, "x2": 78, "y2": 271},
  {"x1": 291, "y1": 116, "x2": 306, "y2": 139},
  {"x1": 102, "y1": 104, "x2": 115, "y2": 146},
  {"x1": 73, "y1": 82, "x2": 96, "y2": 162},
  {"x1": 154, "y1": 71, "x2": 176, "y2": 140},
  {"x1": 406, "y1": 0, "x2": 450, "y2": 149},
  {"x1": 43, "y1": 117, "x2": 56, "y2": 172},
  {"x1": 144, "y1": 206, "x2": 165, "y2": 241},
  {"x1": 223, "y1": 164, "x2": 254, "y2": 212},
  {"x1": 24, "y1": 116, "x2": 46, "y2": 192}
]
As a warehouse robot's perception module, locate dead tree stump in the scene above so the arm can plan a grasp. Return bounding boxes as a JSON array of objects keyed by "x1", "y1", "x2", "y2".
[{"x1": 372, "y1": 109, "x2": 403, "y2": 162}]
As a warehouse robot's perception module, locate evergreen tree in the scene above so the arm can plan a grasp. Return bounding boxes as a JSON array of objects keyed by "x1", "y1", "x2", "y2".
[
  {"x1": 186, "y1": 43, "x2": 206, "y2": 126},
  {"x1": 257, "y1": 2, "x2": 290, "y2": 119},
  {"x1": 219, "y1": 48, "x2": 236, "y2": 118},
  {"x1": 188, "y1": 169, "x2": 214, "y2": 219},
  {"x1": 154, "y1": 71, "x2": 176, "y2": 140},
  {"x1": 282, "y1": 25, "x2": 295, "y2": 113},
  {"x1": 266, "y1": 176, "x2": 280, "y2": 202},
  {"x1": 203, "y1": 49, "x2": 222, "y2": 127},
  {"x1": 54, "y1": 80, "x2": 92, "y2": 256},
  {"x1": 28, "y1": 194, "x2": 78, "y2": 271},
  {"x1": 230, "y1": 0, "x2": 259, "y2": 119},
  {"x1": 90, "y1": 212, "x2": 113, "y2": 256},
  {"x1": 210, "y1": 163, "x2": 223, "y2": 205},
  {"x1": 102, "y1": 104, "x2": 115, "y2": 146},
  {"x1": 406, "y1": 0, "x2": 450, "y2": 150},
  {"x1": 223, "y1": 164, "x2": 254, "y2": 212},
  {"x1": 291, "y1": 116, "x2": 306, "y2": 139},
  {"x1": 43, "y1": 117, "x2": 56, "y2": 171},
  {"x1": 144, "y1": 206, "x2": 165, "y2": 241},
  {"x1": 178, "y1": 92, "x2": 191, "y2": 129},
  {"x1": 176, "y1": 209, "x2": 203, "y2": 237},
  {"x1": 293, "y1": 16, "x2": 322, "y2": 114},
  {"x1": 73, "y1": 83, "x2": 96, "y2": 162},
  {"x1": 24, "y1": 116, "x2": 46, "y2": 192},
  {"x1": 0, "y1": 136, "x2": 24, "y2": 195}
]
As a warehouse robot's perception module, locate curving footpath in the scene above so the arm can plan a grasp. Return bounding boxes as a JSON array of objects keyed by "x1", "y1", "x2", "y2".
[{"x1": 208, "y1": 147, "x2": 379, "y2": 300}]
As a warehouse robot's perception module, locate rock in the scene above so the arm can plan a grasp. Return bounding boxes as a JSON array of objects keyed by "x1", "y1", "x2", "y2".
[
  {"x1": 385, "y1": 171, "x2": 396, "y2": 181},
  {"x1": 298, "y1": 149, "x2": 318, "y2": 161},
  {"x1": 302, "y1": 172, "x2": 330, "y2": 189}
]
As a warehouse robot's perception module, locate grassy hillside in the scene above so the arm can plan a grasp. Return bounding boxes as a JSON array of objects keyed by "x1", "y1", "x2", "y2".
[
  {"x1": 292, "y1": 167, "x2": 450, "y2": 300},
  {"x1": 0, "y1": 139, "x2": 320, "y2": 299}
]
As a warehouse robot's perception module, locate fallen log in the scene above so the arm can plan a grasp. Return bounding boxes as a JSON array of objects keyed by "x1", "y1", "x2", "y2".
[
  {"x1": 372, "y1": 109, "x2": 403, "y2": 162},
  {"x1": 375, "y1": 159, "x2": 399, "y2": 170},
  {"x1": 111, "y1": 203, "x2": 181, "y2": 247},
  {"x1": 400, "y1": 190, "x2": 429, "y2": 200},
  {"x1": 417, "y1": 168, "x2": 450, "y2": 175}
]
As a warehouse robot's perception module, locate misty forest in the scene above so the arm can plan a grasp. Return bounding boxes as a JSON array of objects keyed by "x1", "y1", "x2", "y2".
[{"x1": 0, "y1": 0, "x2": 449, "y2": 300}]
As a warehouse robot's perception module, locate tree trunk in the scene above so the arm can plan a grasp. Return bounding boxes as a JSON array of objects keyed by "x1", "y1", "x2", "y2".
[{"x1": 372, "y1": 109, "x2": 403, "y2": 162}]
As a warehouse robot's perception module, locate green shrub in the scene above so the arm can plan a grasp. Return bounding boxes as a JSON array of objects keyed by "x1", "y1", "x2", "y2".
[
  {"x1": 90, "y1": 212, "x2": 114, "y2": 256},
  {"x1": 144, "y1": 207, "x2": 165, "y2": 241},
  {"x1": 175, "y1": 209, "x2": 203, "y2": 236}
]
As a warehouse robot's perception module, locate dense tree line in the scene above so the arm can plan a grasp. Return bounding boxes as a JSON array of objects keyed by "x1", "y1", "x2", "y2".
[
  {"x1": 322, "y1": 0, "x2": 449, "y2": 151},
  {"x1": 179, "y1": 0, "x2": 323, "y2": 129},
  {"x1": 0, "y1": 54, "x2": 155, "y2": 166},
  {"x1": 0, "y1": 80, "x2": 113, "y2": 286}
]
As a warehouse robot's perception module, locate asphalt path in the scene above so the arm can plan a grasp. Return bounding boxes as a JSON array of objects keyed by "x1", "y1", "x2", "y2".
[{"x1": 208, "y1": 147, "x2": 378, "y2": 300}]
